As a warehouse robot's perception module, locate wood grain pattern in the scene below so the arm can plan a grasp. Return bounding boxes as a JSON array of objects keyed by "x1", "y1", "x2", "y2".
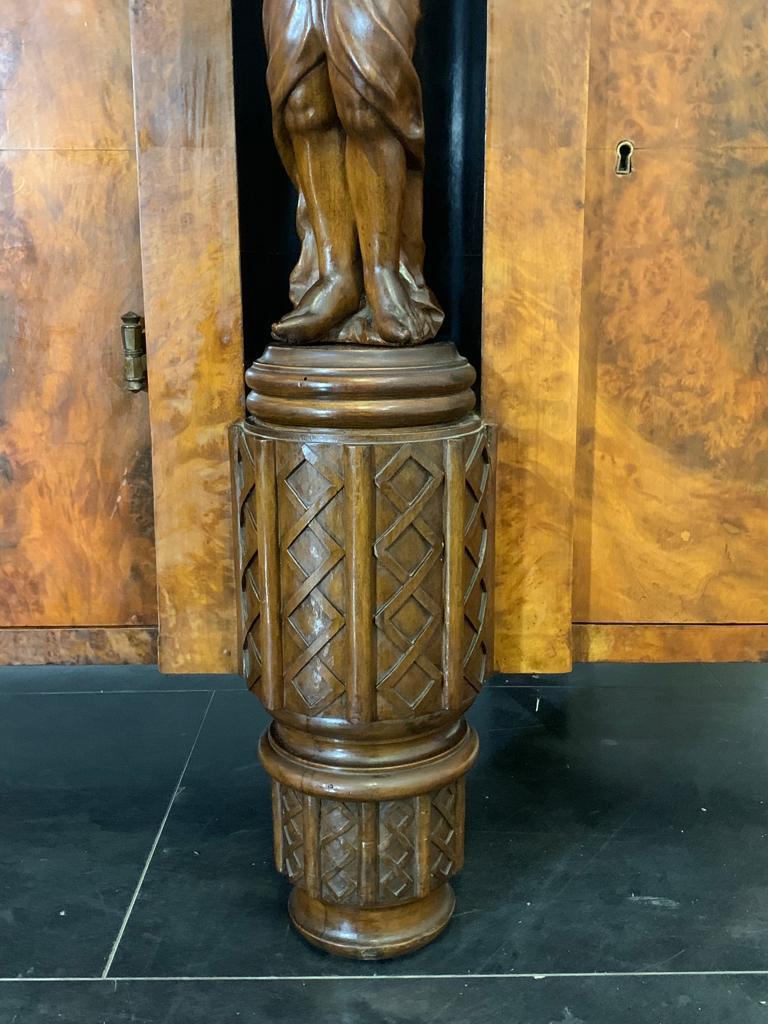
[
  {"x1": 129, "y1": 0, "x2": 245, "y2": 673},
  {"x1": 585, "y1": 0, "x2": 768, "y2": 151},
  {"x1": 262, "y1": 0, "x2": 444, "y2": 347},
  {"x1": 482, "y1": 0, "x2": 593, "y2": 673},
  {"x1": 574, "y1": 625, "x2": 768, "y2": 664},
  {"x1": 232, "y1": 343, "x2": 493, "y2": 959},
  {"x1": 0, "y1": 628, "x2": 157, "y2": 666},
  {"x1": 1, "y1": 2, "x2": 136, "y2": 150},
  {"x1": 574, "y1": 0, "x2": 768, "y2": 631},
  {"x1": 0, "y1": 2, "x2": 156, "y2": 631}
]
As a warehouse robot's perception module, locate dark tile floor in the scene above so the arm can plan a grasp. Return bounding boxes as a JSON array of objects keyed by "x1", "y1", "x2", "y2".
[{"x1": 1, "y1": 663, "x2": 768, "y2": 1022}]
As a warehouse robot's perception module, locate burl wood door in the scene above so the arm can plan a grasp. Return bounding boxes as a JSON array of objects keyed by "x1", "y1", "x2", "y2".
[
  {"x1": 0, "y1": 2, "x2": 157, "y2": 662},
  {"x1": 484, "y1": 0, "x2": 768, "y2": 670},
  {"x1": 573, "y1": 0, "x2": 768, "y2": 641}
]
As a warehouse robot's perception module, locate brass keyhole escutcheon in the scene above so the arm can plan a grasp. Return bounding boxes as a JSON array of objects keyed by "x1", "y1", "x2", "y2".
[{"x1": 615, "y1": 140, "x2": 635, "y2": 175}]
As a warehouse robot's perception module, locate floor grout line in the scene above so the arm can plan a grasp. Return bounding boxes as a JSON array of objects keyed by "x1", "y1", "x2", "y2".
[
  {"x1": 100, "y1": 690, "x2": 217, "y2": 979},
  {"x1": 6, "y1": 969, "x2": 768, "y2": 984}
]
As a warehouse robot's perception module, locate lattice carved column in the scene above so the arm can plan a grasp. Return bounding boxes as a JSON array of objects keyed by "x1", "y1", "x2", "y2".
[{"x1": 231, "y1": 343, "x2": 494, "y2": 959}]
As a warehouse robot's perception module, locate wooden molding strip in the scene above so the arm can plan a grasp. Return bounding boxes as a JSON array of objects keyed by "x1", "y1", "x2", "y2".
[
  {"x1": 129, "y1": 0, "x2": 245, "y2": 674},
  {"x1": 573, "y1": 624, "x2": 768, "y2": 664},
  {"x1": 482, "y1": 0, "x2": 594, "y2": 675},
  {"x1": 0, "y1": 628, "x2": 158, "y2": 666}
]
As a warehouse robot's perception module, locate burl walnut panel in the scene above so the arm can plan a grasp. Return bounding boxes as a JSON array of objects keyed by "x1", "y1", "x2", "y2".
[
  {"x1": 482, "y1": 0, "x2": 593, "y2": 673},
  {"x1": 575, "y1": 0, "x2": 768, "y2": 627},
  {"x1": 129, "y1": 0, "x2": 245, "y2": 672},
  {"x1": 0, "y1": 627, "x2": 157, "y2": 666},
  {"x1": 0, "y1": 1, "x2": 156, "y2": 632},
  {"x1": 573, "y1": 624, "x2": 768, "y2": 664}
]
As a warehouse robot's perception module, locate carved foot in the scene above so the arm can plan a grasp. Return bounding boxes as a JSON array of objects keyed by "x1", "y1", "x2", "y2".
[
  {"x1": 366, "y1": 266, "x2": 433, "y2": 346},
  {"x1": 271, "y1": 272, "x2": 361, "y2": 343}
]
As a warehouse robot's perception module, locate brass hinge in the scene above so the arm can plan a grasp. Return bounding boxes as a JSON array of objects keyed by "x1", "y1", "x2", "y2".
[{"x1": 120, "y1": 311, "x2": 147, "y2": 392}]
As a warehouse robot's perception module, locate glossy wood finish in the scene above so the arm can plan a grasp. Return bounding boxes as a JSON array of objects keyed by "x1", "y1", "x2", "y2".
[
  {"x1": 0, "y1": 1, "x2": 156, "y2": 633},
  {"x1": 263, "y1": 0, "x2": 443, "y2": 347},
  {"x1": 289, "y1": 881, "x2": 456, "y2": 961},
  {"x1": 0, "y1": 628, "x2": 157, "y2": 667},
  {"x1": 232, "y1": 344, "x2": 494, "y2": 958},
  {"x1": 482, "y1": 0, "x2": 593, "y2": 673},
  {"x1": 239, "y1": 5, "x2": 495, "y2": 957},
  {"x1": 573, "y1": 625, "x2": 768, "y2": 664},
  {"x1": 245, "y1": 342, "x2": 476, "y2": 427},
  {"x1": 129, "y1": 0, "x2": 245, "y2": 673},
  {"x1": 487, "y1": 0, "x2": 768, "y2": 666},
  {"x1": 574, "y1": 0, "x2": 768, "y2": 639},
  {"x1": 231, "y1": 0, "x2": 486, "y2": 370}
]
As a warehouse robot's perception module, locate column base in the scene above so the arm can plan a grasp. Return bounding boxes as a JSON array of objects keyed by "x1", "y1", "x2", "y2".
[
  {"x1": 232, "y1": 342, "x2": 495, "y2": 959},
  {"x1": 289, "y1": 884, "x2": 456, "y2": 961}
]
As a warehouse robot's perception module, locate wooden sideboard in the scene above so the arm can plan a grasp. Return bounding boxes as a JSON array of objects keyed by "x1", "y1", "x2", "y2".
[{"x1": 3, "y1": 0, "x2": 765, "y2": 672}]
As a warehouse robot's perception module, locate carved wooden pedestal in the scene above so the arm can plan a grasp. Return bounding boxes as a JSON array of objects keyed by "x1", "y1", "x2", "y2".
[{"x1": 231, "y1": 342, "x2": 494, "y2": 959}]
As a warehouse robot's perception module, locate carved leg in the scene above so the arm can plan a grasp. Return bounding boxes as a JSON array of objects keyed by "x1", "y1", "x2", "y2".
[
  {"x1": 331, "y1": 73, "x2": 429, "y2": 347},
  {"x1": 273, "y1": 65, "x2": 362, "y2": 343},
  {"x1": 232, "y1": 343, "x2": 494, "y2": 959}
]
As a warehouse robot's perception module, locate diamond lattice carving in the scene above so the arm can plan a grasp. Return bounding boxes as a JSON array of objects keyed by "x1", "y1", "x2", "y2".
[
  {"x1": 375, "y1": 445, "x2": 444, "y2": 716},
  {"x1": 278, "y1": 784, "x2": 305, "y2": 884},
  {"x1": 319, "y1": 801, "x2": 361, "y2": 904},
  {"x1": 236, "y1": 432, "x2": 261, "y2": 691},
  {"x1": 430, "y1": 784, "x2": 458, "y2": 881},
  {"x1": 378, "y1": 799, "x2": 417, "y2": 901},
  {"x1": 463, "y1": 432, "x2": 492, "y2": 696},
  {"x1": 281, "y1": 446, "x2": 345, "y2": 716}
]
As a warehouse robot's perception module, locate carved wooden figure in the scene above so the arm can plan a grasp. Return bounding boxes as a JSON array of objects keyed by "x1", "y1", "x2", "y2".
[
  {"x1": 263, "y1": 0, "x2": 443, "y2": 347},
  {"x1": 231, "y1": 0, "x2": 494, "y2": 959}
]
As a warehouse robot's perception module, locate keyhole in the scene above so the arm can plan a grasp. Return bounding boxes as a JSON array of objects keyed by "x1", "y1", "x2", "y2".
[{"x1": 615, "y1": 140, "x2": 635, "y2": 175}]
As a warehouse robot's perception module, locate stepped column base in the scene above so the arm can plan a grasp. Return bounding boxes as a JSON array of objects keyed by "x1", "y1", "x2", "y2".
[
  {"x1": 231, "y1": 342, "x2": 494, "y2": 960},
  {"x1": 289, "y1": 885, "x2": 456, "y2": 961}
]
